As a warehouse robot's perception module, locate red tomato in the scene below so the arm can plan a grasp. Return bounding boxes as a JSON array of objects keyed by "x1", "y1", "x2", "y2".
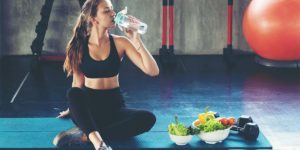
[
  {"x1": 218, "y1": 117, "x2": 228, "y2": 126},
  {"x1": 227, "y1": 117, "x2": 236, "y2": 125}
]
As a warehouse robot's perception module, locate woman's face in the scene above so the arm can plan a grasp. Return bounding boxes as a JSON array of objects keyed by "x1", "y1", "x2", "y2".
[{"x1": 94, "y1": 0, "x2": 116, "y2": 29}]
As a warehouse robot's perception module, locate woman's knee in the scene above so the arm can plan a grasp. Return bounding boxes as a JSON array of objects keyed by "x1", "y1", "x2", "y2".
[
  {"x1": 138, "y1": 111, "x2": 156, "y2": 130},
  {"x1": 147, "y1": 111, "x2": 156, "y2": 126}
]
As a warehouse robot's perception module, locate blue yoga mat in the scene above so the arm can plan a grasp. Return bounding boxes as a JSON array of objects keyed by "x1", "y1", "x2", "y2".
[{"x1": 0, "y1": 118, "x2": 272, "y2": 149}]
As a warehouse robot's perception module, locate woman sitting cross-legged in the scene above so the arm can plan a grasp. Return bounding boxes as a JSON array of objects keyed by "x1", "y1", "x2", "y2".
[{"x1": 53, "y1": 0, "x2": 159, "y2": 149}]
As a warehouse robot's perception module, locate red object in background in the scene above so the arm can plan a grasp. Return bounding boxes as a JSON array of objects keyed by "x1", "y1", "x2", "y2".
[
  {"x1": 39, "y1": 55, "x2": 65, "y2": 61},
  {"x1": 227, "y1": 1, "x2": 233, "y2": 46},
  {"x1": 169, "y1": 0, "x2": 174, "y2": 48},
  {"x1": 243, "y1": 0, "x2": 300, "y2": 61},
  {"x1": 162, "y1": 0, "x2": 168, "y2": 48}
]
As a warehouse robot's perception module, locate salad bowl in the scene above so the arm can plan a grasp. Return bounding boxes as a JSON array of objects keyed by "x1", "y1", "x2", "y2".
[
  {"x1": 192, "y1": 114, "x2": 234, "y2": 144},
  {"x1": 198, "y1": 127, "x2": 230, "y2": 144},
  {"x1": 169, "y1": 134, "x2": 193, "y2": 145},
  {"x1": 168, "y1": 116, "x2": 195, "y2": 146}
]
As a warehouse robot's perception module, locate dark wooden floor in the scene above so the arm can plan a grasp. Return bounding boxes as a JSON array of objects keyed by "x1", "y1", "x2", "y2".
[{"x1": 0, "y1": 55, "x2": 300, "y2": 149}]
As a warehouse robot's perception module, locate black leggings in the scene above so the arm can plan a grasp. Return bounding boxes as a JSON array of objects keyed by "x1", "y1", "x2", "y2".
[{"x1": 67, "y1": 87, "x2": 156, "y2": 139}]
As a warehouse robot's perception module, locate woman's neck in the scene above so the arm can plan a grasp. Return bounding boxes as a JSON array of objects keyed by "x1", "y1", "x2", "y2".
[{"x1": 89, "y1": 26, "x2": 109, "y2": 46}]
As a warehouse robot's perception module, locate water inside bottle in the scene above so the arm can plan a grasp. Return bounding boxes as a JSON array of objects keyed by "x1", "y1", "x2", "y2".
[{"x1": 114, "y1": 7, "x2": 147, "y2": 34}]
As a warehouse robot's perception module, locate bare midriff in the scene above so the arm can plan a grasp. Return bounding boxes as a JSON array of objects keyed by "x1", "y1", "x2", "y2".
[{"x1": 84, "y1": 75, "x2": 119, "y2": 90}]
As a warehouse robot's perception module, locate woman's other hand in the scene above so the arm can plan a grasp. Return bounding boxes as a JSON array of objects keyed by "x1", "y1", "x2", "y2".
[
  {"x1": 57, "y1": 108, "x2": 70, "y2": 118},
  {"x1": 123, "y1": 15, "x2": 141, "y2": 41}
]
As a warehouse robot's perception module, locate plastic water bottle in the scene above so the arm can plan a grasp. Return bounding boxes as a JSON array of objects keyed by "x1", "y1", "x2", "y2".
[{"x1": 114, "y1": 7, "x2": 148, "y2": 34}]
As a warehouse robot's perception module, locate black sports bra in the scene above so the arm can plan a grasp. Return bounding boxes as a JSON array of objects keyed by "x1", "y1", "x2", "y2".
[{"x1": 79, "y1": 35, "x2": 121, "y2": 78}]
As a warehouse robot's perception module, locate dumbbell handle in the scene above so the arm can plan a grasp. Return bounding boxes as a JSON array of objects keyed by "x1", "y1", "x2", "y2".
[{"x1": 230, "y1": 126, "x2": 242, "y2": 132}]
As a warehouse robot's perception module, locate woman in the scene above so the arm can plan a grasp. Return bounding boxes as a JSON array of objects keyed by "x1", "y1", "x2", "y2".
[{"x1": 58, "y1": 0, "x2": 159, "y2": 149}]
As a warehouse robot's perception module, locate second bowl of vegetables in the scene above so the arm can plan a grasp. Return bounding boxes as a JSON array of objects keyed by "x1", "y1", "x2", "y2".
[{"x1": 193, "y1": 109, "x2": 236, "y2": 144}]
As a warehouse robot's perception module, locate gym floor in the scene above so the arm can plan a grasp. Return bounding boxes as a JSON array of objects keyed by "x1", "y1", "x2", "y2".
[{"x1": 0, "y1": 54, "x2": 299, "y2": 150}]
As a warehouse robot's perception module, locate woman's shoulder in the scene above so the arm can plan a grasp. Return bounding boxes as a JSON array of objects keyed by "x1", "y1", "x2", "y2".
[
  {"x1": 111, "y1": 34, "x2": 131, "y2": 44},
  {"x1": 110, "y1": 34, "x2": 131, "y2": 52}
]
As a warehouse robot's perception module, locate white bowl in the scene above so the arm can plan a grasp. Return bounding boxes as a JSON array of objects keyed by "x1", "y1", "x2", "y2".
[
  {"x1": 198, "y1": 127, "x2": 230, "y2": 144},
  {"x1": 169, "y1": 133, "x2": 193, "y2": 145}
]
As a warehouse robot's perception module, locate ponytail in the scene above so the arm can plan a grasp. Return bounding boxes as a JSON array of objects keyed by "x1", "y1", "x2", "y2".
[{"x1": 63, "y1": 0, "x2": 101, "y2": 76}]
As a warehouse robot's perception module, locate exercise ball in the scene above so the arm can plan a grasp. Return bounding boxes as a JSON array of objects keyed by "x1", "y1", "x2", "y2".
[{"x1": 243, "y1": 0, "x2": 300, "y2": 61}]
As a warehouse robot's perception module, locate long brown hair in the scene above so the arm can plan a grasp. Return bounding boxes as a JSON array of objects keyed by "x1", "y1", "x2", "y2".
[{"x1": 63, "y1": 0, "x2": 102, "y2": 76}]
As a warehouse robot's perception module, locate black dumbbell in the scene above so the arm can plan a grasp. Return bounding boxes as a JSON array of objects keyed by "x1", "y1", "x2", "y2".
[
  {"x1": 215, "y1": 114, "x2": 259, "y2": 140},
  {"x1": 236, "y1": 115, "x2": 253, "y2": 127},
  {"x1": 231, "y1": 122, "x2": 260, "y2": 140},
  {"x1": 230, "y1": 115, "x2": 259, "y2": 140}
]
